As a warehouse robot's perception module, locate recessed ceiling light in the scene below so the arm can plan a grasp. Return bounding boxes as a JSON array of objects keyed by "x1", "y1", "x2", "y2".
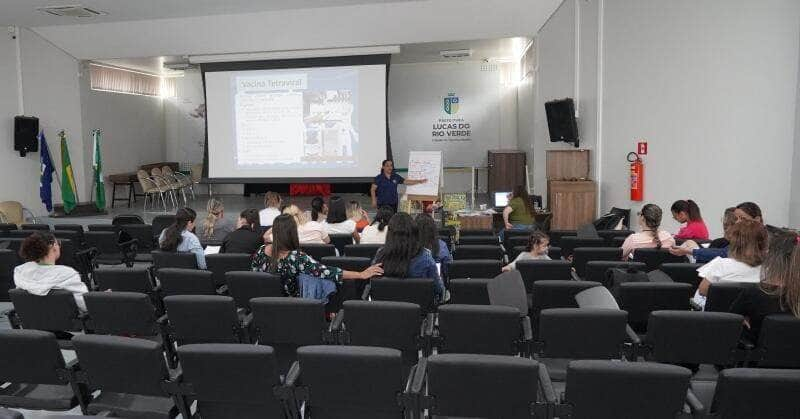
[{"x1": 36, "y1": 5, "x2": 108, "y2": 18}]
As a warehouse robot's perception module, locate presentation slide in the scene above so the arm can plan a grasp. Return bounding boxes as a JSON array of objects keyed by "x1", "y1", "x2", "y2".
[{"x1": 205, "y1": 64, "x2": 387, "y2": 180}]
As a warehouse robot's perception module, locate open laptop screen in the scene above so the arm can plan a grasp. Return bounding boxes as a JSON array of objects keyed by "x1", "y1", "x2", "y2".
[{"x1": 493, "y1": 192, "x2": 511, "y2": 207}]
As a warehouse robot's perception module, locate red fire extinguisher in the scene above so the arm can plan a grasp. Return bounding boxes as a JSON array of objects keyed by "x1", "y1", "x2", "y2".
[{"x1": 627, "y1": 152, "x2": 644, "y2": 201}]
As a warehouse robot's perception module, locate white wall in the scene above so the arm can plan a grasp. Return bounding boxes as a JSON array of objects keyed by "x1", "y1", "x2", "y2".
[
  {"x1": 78, "y1": 66, "x2": 167, "y2": 201},
  {"x1": 791, "y1": 29, "x2": 800, "y2": 228},
  {"x1": 164, "y1": 69, "x2": 205, "y2": 167},
  {"x1": 601, "y1": 0, "x2": 800, "y2": 236}
]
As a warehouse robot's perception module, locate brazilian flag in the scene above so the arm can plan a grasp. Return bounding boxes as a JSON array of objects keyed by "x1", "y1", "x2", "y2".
[{"x1": 59, "y1": 131, "x2": 78, "y2": 214}]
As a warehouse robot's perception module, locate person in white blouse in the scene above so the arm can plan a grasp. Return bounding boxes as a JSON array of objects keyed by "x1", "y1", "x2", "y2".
[
  {"x1": 323, "y1": 196, "x2": 360, "y2": 243},
  {"x1": 13, "y1": 232, "x2": 88, "y2": 311},
  {"x1": 360, "y1": 206, "x2": 393, "y2": 244},
  {"x1": 259, "y1": 191, "x2": 282, "y2": 227},
  {"x1": 282, "y1": 204, "x2": 330, "y2": 244}
]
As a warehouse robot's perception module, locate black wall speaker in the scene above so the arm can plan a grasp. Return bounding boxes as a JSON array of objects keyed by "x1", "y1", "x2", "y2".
[
  {"x1": 14, "y1": 116, "x2": 39, "y2": 157},
  {"x1": 545, "y1": 98, "x2": 579, "y2": 147}
]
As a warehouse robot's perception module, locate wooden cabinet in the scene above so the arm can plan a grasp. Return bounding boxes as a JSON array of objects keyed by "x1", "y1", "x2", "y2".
[
  {"x1": 546, "y1": 150, "x2": 590, "y2": 180},
  {"x1": 549, "y1": 180, "x2": 597, "y2": 230},
  {"x1": 487, "y1": 150, "x2": 526, "y2": 196}
]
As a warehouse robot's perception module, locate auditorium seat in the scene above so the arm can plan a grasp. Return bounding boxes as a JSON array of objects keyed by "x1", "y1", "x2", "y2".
[
  {"x1": 504, "y1": 235, "x2": 529, "y2": 251},
  {"x1": 332, "y1": 300, "x2": 428, "y2": 366},
  {"x1": 205, "y1": 253, "x2": 251, "y2": 288},
  {"x1": 453, "y1": 244, "x2": 503, "y2": 260},
  {"x1": 71, "y1": 334, "x2": 190, "y2": 418},
  {"x1": 150, "y1": 215, "x2": 176, "y2": 239},
  {"x1": 546, "y1": 230, "x2": 576, "y2": 247},
  {"x1": 299, "y1": 243, "x2": 336, "y2": 261},
  {"x1": 659, "y1": 262, "x2": 704, "y2": 290},
  {"x1": 250, "y1": 297, "x2": 332, "y2": 372},
  {"x1": 111, "y1": 214, "x2": 145, "y2": 225},
  {"x1": 617, "y1": 282, "x2": 692, "y2": 333},
  {"x1": 597, "y1": 229, "x2": 634, "y2": 246},
  {"x1": 690, "y1": 368, "x2": 800, "y2": 419},
  {"x1": 459, "y1": 229, "x2": 494, "y2": 237},
  {"x1": 559, "y1": 236, "x2": 606, "y2": 259},
  {"x1": 0, "y1": 249, "x2": 15, "y2": 301},
  {"x1": 516, "y1": 260, "x2": 573, "y2": 293},
  {"x1": 584, "y1": 261, "x2": 646, "y2": 288},
  {"x1": 84, "y1": 231, "x2": 130, "y2": 266},
  {"x1": 411, "y1": 354, "x2": 551, "y2": 418},
  {"x1": 457, "y1": 235, "x2": 499, "y2": 245},
  {"x1": 631, "y1": 248, "x2": 689, "y2": 271},
  {"x1": 3, "y1": 229, "x2": 38, "y2": 238},
  {"x1": 447, "y1": 278, "x2": 491, "y2": 305},
  {"x1": 158, "y1": 268, "x2": 217, "y2": 297},
  {"x1": 751, "y1": 314, "x2": 800, "y2": 368},
  {"x1": 289, "y1": 345, "x2": 413, "y2": 419},
  {"x1": 93, "y1": 267, "x2": 157, "y2": 298},
  {"x1": 328, "y1": 233, "x2": 353, "y2": 255},
  {"x1": 571, "y1": 247, "x2": 623, "y2": 278},
  {"x1": 177, "y1": 344, "x2": 292, "y2": 418},
  {"x1": 0, "y1": 223, "x2": 17, "y2": 233},
  {"x1": 119, "y1": 224, "x2": 156, "y2": 262},
  {"x1": 705, "y1": 282, "x2": 757, "y2": 312},
  {"x1": 151, "y1": 250, "x2": 197, "y2": 271},
  {"x1": 0, "y1": 330, "x2": 82, "y2": 413},
  {"x1": 529, "y1": 280, "x2": 601, "y2": 324},
  {"x1": 7, "y1": 289, "x2": 84, "y2": 348},
  {"x1": 52, "y1": 230, "x2": 84, "y2": 250},
  {"x1": 434, "y1": 304, "x2": 529, "y2": 356},
  {"x1": 342, "y1": 243, "x2": 382, "y2": 259},
  {"x1": 163, "y1": 295, "x2": 249, "y2": 344},
  {"x1": 447, "y1": 259, "x2": 502, "y2": 280},
  {"x1": 510, "y1": 245, "x2": 562, "y2": 261},
  {"x1": 20, "y1": 223, "x2": 50, "y2": 231},
  {"x1": 320, "y1": 256, "x2": 371, "y2": 304},
  {"x1": 225, "y1": 271, "x2": 284, "y2": 312},
  {"x1": 366, "y1": 277, "x2": 437, "y2": 314}
]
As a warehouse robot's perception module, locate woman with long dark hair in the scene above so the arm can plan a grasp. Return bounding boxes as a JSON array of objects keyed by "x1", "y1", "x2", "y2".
[
  {"x1": 415, "y1": 213, "x2": 452, "y2": 278},
  {"x1": 360, "y1": 205, "x2": 393, "y2": 244},
  {"x1": 324, "y1": 195, "x2": 360, "y2": 242},
  {"x1": 310, "y1": 196, "x2": 327, "y2": 222},
  {"x1": 159, "y1": 207, "x2": 206, "y2": 268},
  {"x1": 621, "y1": 203, "x2": 675, "y2": 260},
  {"x1": 503, "y1": 185, "x2": 535, "y2": 230},
  {"x1": 221, "y1": 208, "x2": 263, "y2": 255},
  {"x1": 671, "y1": 199, "x2": 709, "y2": 240},
  {"x1": 252, "y1": 214, "x2": 382, "y2": 297},
  {"x1": 374, "y1": 213, "x2": 445, "y2": 301}
]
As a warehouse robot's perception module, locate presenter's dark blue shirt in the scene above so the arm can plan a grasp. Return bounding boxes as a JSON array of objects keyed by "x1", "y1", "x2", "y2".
[{"x1": 374, "y1": 172, "x2": 405, "y2": 205}]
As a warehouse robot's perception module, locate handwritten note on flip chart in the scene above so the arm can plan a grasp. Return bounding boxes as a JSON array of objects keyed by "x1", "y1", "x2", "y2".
[{"x1": 406, "y1": 151, "x2": 442, "y2": 200}]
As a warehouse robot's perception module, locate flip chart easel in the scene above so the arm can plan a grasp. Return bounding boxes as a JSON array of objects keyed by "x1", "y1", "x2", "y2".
[{"x1": 406, "y1": 150, "x2": 443, "y2": 202}]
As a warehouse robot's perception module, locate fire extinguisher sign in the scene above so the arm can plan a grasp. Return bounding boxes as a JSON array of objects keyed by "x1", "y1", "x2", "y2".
[{"x1": 637, "y1": 141, "x2": 648, "y2": 155}]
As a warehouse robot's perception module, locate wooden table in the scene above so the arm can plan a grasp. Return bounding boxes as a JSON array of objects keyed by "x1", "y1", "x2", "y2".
[{"x1": 108, "y1": 173, "x2": 139, "y2": 208}]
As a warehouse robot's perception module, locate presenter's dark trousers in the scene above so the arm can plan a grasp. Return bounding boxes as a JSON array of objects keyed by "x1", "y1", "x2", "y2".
[{"x1": 378, "y1": 203, "x2": 399, "y2": 214}]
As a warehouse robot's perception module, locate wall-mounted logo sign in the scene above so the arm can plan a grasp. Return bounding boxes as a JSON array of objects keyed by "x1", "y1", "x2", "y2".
[{"x1": 443, "y1": 93, "x2": 460, "y2": 115}]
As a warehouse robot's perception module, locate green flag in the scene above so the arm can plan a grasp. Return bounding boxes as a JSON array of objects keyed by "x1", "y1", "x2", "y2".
[
  {"x1": 92, "y1": 130, "x2": 106, "y2": 210},
  {"x1": 59, "y1": 131, "x2": 78, "y2": 214}
]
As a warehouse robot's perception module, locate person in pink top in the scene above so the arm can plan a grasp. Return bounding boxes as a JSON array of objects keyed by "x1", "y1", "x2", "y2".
[
  {"x1": 621, "y1": 203, "x2": 676, "y2": 260},
  {"x1": 671, "y1": 199, "x2": 709, "y2": 240}
]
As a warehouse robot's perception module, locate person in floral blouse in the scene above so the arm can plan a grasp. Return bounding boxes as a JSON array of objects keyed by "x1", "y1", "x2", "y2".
[{"x1": 252, "y1": 214, "x2": 383, "y2": 297}]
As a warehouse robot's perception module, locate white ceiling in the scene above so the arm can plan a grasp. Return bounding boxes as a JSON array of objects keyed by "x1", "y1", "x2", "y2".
[
  {"x1": 0, "y1": 0, "x2": 417, "y2": 27},
  {"x1": 393, "y1": 37, "x2": 530, "y2": 64}
]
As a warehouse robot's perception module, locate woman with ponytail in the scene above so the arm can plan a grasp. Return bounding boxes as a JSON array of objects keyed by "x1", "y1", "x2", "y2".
[
  {"x1": 159, "y1": 207, "x2": 205, "y2": 269},
  {"x1": 671, "y1": 199, "x2": 709, "y2": 240},
  {"x1": 730, "y1": 229, "x2": 800, "y2": 340},
  {"x1": 621, "y1": 203, "x2": 676, "y2": 260},
  {"x1": 360, "y1": 205, "x2": 393, "y2": 244},
  {"x1": 200, "y1": 198, "x2": 235, "y2": 242}
]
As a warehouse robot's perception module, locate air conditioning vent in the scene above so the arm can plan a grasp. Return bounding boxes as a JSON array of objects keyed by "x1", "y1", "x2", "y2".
[
  {"x1": 440, "y1": 49, "x2": 473, "y2": 59},
  {"x1": 37, "y1": 5, "x2": 107, "y2": 18},
  {"x1": 480, "y1": 63, "x2": 499, "y2": 72}
]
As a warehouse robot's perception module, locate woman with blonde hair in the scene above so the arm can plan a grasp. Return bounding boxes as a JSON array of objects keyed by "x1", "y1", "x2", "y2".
[
  {"x1": 347, "y1": 200, "x2": 371, "y2": 232},
  {"x1": 283, "y1": 204, "x2": 330, "y2": 244},
  {"x1": 259, "y1": 191, "x2": 282, "y2": 227},
  {"x1": 200, "y1": 198, "x2": 235, "y2": 242}
]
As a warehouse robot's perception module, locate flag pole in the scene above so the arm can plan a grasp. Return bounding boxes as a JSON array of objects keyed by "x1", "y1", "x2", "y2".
[
  {"x1": 89, "y1": 129, "x2": 96, "y2": 204},
  {"x1": 58, "y1": 129, "x2": 79, "y2": 203}
]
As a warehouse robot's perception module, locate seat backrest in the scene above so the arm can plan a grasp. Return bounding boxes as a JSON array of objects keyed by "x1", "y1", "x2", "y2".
[
  {"x1": 52, "y1": 230, "x2": 82, "y2": 247},
  {"x1": 437, "y1": 304, "x2": 521, "y2": 355},
  {"x1": 5, "y1": 229, "x2": 37, "y2": 238},
  {"x1": 297, "y1": 345, "x2": 405, "y2": 419},
  {"x1": 9, "y1": 288, "x2": 82, "y2": 331},
  {"x1": 453, "y1": 245, "x2": 503, "y2": 261},
  {"x1": 112, "y1": 214, "x2": 145, "y2": 225},
  {"x1": 54, "y1": 238, "x2": 78, "y2": 271},
  {"x1": 84, "y1": 291, "x2": 158, "y2": 336},
  {"x1": 250, "y1": 297, "x2": 327, "y2": 345},
  {"x1": 597, "y1": 229, "x2": 634, "y2": 246},
  {"x1": 120, "y1": 224, "x2": 155, "y2": 251},
  {"x1": 459, "y1": 229, "x2": 494, "y2": 237},
  {"x1": 446, "y1": 259, "x2": 502, "y2": 280},
  {"x1": 164, "y1": 295, "x2": 241, "y2": 344},
  {"x1": 87, "y1": 224, "x2": 119, "y2": 233},
  {"x1": 530, "y1": 280, "x2": 602, "y2": 316},
  {"x1": 547, "y1": 230, "x2": 576, "y2": 247},
  {"x1": 299, "y1": 244, "x2": 336, "y2": 260},
  {"x1": 457, "y1": 236, "x2": 499, "y2": 246},
  {"x1": 205, "y1": 253, "x2": 252, "y2": 287},
  {"x1": 20, "y1": 223, "x2": 50, "y2": 231},
  {"x1": 659, "y1": 262, "x2": 703, "y2": 290},
  {"x1": 645, "y1": 310, "x2": 743, "y2": 365},
  {"x1": 448, "y1": 278, "x2": 491, "y2": 305},
  {"x1": 72, "y1": 334, "x2": 170, "y2": 397},
  {"x1": 584, "y1": 261, "x2": 646, "y2": 288},
  {"x1": 618, "y1": 282, "x2": 692, "y2": 333},
  {"x1": 53, "y1": 224, "x2": 83, "y2": 233},
  {"x1": 0, "y1": 249, "x2": 17, "y2": 301},
  {"x1": 710, "y1": 368, "x2": 800, "y2": 419},
  {"x1": 0, "y1": 329, "x2": 67, "y2": 385},
  {"x1": 151, "y1": 215, "x2": 176, "y2": 237},
  {"x1": 158, "y1": 268, "x2": 216, "y2": 296},
  {"x1": 572, "y1": 247, "x2": 622, "y2": 278},
  {"x1": 560, "y1": 237, "x2": 606, "y2": 258},
  {"x1": 487, "y1": 270, "x2": 529, "y2": 315},
  {"x1": 342, "y1": 244, "x2": 382, "y2": 259},
  {"x1": 537, "y1": 308, "x2": 628, "y2": 359},
  {"x1": 426, "y1": 353, "x2": 540, "y2": 418},
  {"x1": 564, "y1": 360, "x2": 690, "y2": 419},
  {"x1": 0, "y1": 223, "x2": 18, "y2": 232},
  {"x1": 151, "y1": 250, "x2": 198, "y2": 270},
  {"x1": 343, "y1": 300, "x2": 422, "y2": 364},
  {"x1": 320, "y1": 256, "x2": 370, "y2": 272},
  {"x1": 84, "y1": 231, "x2": 119, "y2": 255},
  {"x1": 631, "y1": 248, "x2": 688, "y2": 271},
  {"x1": 706, "y1": 282, "x2": 757, "y2": 312},
  {"x1": 225, "y1": 271, "x2": 283, "y2": 311},
  {"x1": 756, "y1": 314, "x2": 800, "y2": 368},
  {"x1": 93, "y1": 267, "x2": 152, "y2": 293},
  {"x1": 178, "y1": 344, "x2": 285, "y2": 418},
  {"x1": 328, "y1": 233, "x2": 353, "y2": 254},
  {"x1": 368, "y1": 277, "x2": 436, "y2": 313},
  {"x1": 516, "y1": 260, "x2": 573, "y2": 293}
]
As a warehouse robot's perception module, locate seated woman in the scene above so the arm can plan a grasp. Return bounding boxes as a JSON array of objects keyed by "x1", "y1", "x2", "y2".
[
  {"x1": 670, "y1": 207, "x2": 736, "y2": 262},
  {"x1": 251, "y1": 214, "x2": 382, "y2": 298},
  {"x1": 258, "y1": 191, "x2": 282, "y2": 227},
  {"x1": 621, "y1": 203, "x2": 676, "y2": 260},
  {"x1": 324, "y1": 196, "x2": 360, "y2": 243},
  {"x1": 309, "y1": 196, "x2": 328, "y2": 223},
  {"x1": 360, "y1": 205, "x2": 393, "y2": 244},
  {"x1": 733, "y1": 201, "x2": 764, "y2": 224},
  {"x1": 159, "y1": 207, "x2": 206, "y2": 269},
  {"x1": 416, "y1": 213, "x2": 452, "y2": 278},
  {"x1": 199, "y1": 198, "x2": 235, "y2": 243},
  {"x1": 671, "y1": 199, "x2": 709, "y2": 241},
  {"x1": 729, "y1": 229, "x2": 799, "y2": 340},
  {"x1": 221, "y1": 209, "x2": 263, "y2": 255},
  {"x1": 692, "y1": 220, "x2": 767, "y2": 309},
  {"x1": 373, "y1": 213, "x2": 446, "y2": 302},
  {"x1": 502, "y1": 185, "x2": 535, "y2": 232},
  {"x1": 283, "y1": 204, "x2": 330, "y2": 244},
  {"x1": 348, "y1": 200, "x2": 371, "y2": 232},
  {"x1": 502, "y1": 231, "x2": 551, "y2": 272},
  {"x1": 14, "y1": 232, "x2": 88, "y2": 311}
]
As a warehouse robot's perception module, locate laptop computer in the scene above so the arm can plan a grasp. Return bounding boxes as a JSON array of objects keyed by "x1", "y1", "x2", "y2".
[{"x1": 493, "y1": 191, "x2": 511, "y2": 210}]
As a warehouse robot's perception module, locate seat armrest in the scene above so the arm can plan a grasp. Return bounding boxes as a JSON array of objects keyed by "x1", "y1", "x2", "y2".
[
  {"x1": 409, "y1": 358, "x2": 427, "y2": 395},
  {"x1": 625, "y1": 325, "x2": 641, "y2": 345},
  {"x1": 285, "y1": 361, "x2": 301, "y2": 387},
  {"x1": 685, "y1": 388, "x2": 704, "y2": 415},
  {"x1": 521, "y1": 316, "x2": 533, "y2": 342},
  {"x1": 361, "y1": 282, "x2": 371, "y2": 300},
  {"x1": 537, "y1": 363, "x2": 557, "y2": 404},
  {"x1": 3, "y1": 309, "x2": 19, "y2": 329},
  {"x1": 216, "y1": 284, "x2": 229, "y2": 295},
  {"x1": 329, "y1": 309, "x2": 345, "y2": 332},
  {"x1": 241, "y1": 313, "x2": 253, "y2": 328},
  {"x1": 624, "y1": 325, "x2": 641, "y2": 359},
  {"x1": 570, "y1": 270, "x2": 582, "y2": 281}
]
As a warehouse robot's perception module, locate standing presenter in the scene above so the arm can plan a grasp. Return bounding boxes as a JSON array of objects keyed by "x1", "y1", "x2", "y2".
[{"x1": 371, "y1": 159, "x2": 426, "y2": 213}]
